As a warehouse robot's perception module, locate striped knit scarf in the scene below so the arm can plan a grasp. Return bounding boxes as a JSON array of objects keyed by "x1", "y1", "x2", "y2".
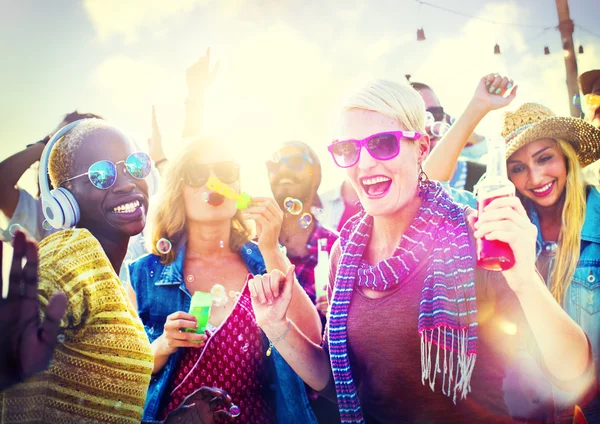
[{"x1": 329, "y1": 182, "x2": 478, "y2": 424}]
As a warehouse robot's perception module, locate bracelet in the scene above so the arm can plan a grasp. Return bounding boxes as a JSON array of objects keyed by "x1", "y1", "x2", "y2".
[
  {"x1": 154, "y1": 158, "x2": 168, "y2": 167},
  {"x1": 266, "y1": 320, "x2": 292, "y2": 357}
]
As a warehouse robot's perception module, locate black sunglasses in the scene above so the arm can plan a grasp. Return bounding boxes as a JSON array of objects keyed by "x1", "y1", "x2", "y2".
[{"x1": 184, "y1": 161, "x2": 240, "y2": 188}]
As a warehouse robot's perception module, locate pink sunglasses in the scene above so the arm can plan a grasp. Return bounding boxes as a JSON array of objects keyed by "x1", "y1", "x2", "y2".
[{"x1": 328, "y1": 130, "x2": 421, "y2": 168}]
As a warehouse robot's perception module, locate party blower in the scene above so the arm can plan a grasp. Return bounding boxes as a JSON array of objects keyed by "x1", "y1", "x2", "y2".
[{"x1": 206, "y1": 177, "x2": 254, "y2": 210}]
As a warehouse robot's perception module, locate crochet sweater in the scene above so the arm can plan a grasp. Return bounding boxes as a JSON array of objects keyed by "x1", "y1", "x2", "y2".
[{"x1": 0, "y1": 229, "x2": 153, "y2": 423}]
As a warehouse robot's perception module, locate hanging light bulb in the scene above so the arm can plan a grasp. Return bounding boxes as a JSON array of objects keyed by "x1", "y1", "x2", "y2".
[
  {"x1": 544, "y1": 46, "x2": 550, "y2": 55},
  {"x1": 578, "y1": 45, "x2": 584, "y2": 54},
  {"x1": 494, "y1": 43, "x2": 501, "y2": 55},
  {"x1": 417, "y1": 28, "x2": 426, "y2": 41}
]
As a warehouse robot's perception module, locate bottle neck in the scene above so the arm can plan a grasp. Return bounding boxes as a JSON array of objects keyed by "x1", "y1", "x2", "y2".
[{"x1": 486, "y1": 147, "x2": 508, "y2": 179}]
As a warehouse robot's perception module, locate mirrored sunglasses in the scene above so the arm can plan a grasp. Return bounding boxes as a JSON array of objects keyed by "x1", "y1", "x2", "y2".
[
  {"x1": 266, "y1": 154, "x2": 313, "y2": 173},
  {"x1": 58, "y1": 152, "x2": 152, "y2": 189},
  {"x1": 328, "y1": 131, "x2": 421, "y2": 168}
]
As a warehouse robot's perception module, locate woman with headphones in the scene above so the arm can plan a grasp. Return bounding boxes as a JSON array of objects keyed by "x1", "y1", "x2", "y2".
[{"x1": 1, "y1": 119, "x2": 156, "y2": 423}]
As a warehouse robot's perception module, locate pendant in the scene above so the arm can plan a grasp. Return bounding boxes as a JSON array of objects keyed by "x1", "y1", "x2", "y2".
[{"x1": 266, "y1": 346, "x2": 272, "y2": 357}]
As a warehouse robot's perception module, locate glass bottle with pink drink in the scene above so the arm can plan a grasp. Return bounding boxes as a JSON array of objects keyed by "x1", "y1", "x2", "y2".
[{"x1": 476, "y1": 136, "x2": 516, "y2": 271}]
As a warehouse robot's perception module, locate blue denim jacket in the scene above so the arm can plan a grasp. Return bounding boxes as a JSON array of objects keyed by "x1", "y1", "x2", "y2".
[
  {"x1": 529, "y1": 186, "x2": 600, "y2": 379},
  {"x1": 129, "y1": 242, "x2": 317, "y2": 423}
]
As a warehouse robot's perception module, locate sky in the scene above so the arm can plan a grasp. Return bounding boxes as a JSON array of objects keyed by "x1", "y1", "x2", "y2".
[
  {"x1": 1, "y1": 0, "x2": 599, "y2": 288},
  {"x1": 1, "y1": 0, "x2": 599, "y2": 198}
]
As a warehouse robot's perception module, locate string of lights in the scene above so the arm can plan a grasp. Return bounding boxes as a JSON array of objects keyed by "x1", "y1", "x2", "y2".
[
  {"x1": 415, "y1": 0, "x2": 552, "y2": 29},
  {"x1": 414, "y1": 0, "x2": 593, "y2": 56},
  {"x1": 576, "y1": 25, "x2": 600, "y2": 40}
]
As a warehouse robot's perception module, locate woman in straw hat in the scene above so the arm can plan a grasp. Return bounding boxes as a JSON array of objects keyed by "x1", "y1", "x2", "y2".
[
  {"x1": 246, "y1": 78, "x2": 593, "y2": 423},
  {"x1": 425, "y1": 73, "x2": 600, "y2": 421}
]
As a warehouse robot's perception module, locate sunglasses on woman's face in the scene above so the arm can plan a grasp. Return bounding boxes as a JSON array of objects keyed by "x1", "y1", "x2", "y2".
[
  {"x1": 266, "y1": 153, "x2": 313, "y2": 173},
  {"x1": 328, "y1": 131, "x2": 421, "y2": 168},
  {"x1": 184, "y1": 161, "x2": 240, "y2": 187},
  {"x1": 58, "y1": 152, "x2": 152, "y2": 189}
]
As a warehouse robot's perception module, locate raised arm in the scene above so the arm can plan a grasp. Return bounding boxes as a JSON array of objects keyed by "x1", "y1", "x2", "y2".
[
  {"x1": 424, "y1": 74, "x2": 517, "y2": 181},
  {"x1": 0, "y1": 141, "x2": 46, "y2": 219},
  {"x1": 183, "y1": 48, "x2": 218, "y2": 139}
]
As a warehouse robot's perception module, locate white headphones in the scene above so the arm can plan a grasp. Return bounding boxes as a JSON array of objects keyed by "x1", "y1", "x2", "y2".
[{"x1": 39, "y1": 120, "x2": 84, "y2": 229}]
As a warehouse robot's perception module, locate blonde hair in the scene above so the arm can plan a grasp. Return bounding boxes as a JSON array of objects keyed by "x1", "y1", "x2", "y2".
[
  {"x1": 341, "y1": 79, "x2": 427, "y2": 136},
  {"x1": 549, "y1": 139, "x2": 587, "y2": 304},
  {"x1": 515, "y1": 139, "x2": 587, "y2": 304},
  {"x1": 48, "y1": 119, "x2": 110, "y2": 188},
  {"x1": 150, "y1": 138, "x2": 252, "y2": 264}
]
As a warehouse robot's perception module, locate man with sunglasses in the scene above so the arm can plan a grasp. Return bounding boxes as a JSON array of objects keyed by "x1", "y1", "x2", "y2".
[
  {"x1": 266, "y1": 141, "x2": 338, "y2": 304},
  {"x1": 411, "y1": 81, "x2": 487, "y2": 192},
  {"x1": 266, "y1": 141, "x2": 340, "y2": 424}
]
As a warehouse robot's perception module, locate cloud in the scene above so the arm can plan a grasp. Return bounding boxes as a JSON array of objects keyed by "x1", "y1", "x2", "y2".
[{"x1": 83, "y1": 0, "x2": 207, "y2": 42}]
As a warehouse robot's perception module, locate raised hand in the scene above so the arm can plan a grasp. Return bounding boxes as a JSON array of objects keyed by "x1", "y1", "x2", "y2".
[
  {"x1": 473, "y1": 196, "x2": 539, "y2": 291},
  {"x1": 186, "y1": 48, "x2": 219, "y2": 95},
  {"x1": 471, "y1": 73, "x2": 518, "y2": 112},
  {"x1": 148, "y1": 105, "x2": 166, "y2": 164},
  {"x1": 162, "y1": 387, "x2": 235, "y2": 424},
  {"x1": 243, "y1": 197, "x2": 283, "y2": 253},
  {"x1": 249, "y1": 266, "x2": 295, "y2": 330},
  {"x1": 0, "y1": 232, "x2": 67, "y2": 390},
  {"x1": 155, "y1": 311, "x2": 207, "y2": 356}
]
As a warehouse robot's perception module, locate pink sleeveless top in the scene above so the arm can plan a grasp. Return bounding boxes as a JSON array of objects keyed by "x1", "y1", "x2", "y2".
[{"x1": 159, "y1": 281, "x2": 275, "y2": 423}]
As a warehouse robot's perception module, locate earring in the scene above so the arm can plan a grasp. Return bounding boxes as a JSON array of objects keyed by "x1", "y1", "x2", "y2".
[{"x1": 418, "y1": 164, "x2": 431, "y2": 197}]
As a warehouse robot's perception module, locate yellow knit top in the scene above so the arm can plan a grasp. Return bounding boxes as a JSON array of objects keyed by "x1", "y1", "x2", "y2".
[{"x1": 1, "y1": 229, "x2": 153, "y2": 424}]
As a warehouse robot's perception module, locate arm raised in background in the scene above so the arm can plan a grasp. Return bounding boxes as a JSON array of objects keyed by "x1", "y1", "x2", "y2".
[
  {"x1": 423, "y1": 74, "x2": 517, "y2": 181},
  {"x1": 183, "y1": 48, "x2": 219, "y2": 139},
  {"x1": 0, "y1": 142, "x2": 46, "y2": 219},
  {"x1": 147, "y1": 106, "x2": 169, "y2": 176}
]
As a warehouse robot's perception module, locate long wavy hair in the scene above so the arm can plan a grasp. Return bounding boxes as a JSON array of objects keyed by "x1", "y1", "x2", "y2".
[
  {"x1": 149, "y1": 138, "x2": 252, "y2": 265},
  {"x1": 516, "y1": 139, "x2": 587, "y2": 304}
]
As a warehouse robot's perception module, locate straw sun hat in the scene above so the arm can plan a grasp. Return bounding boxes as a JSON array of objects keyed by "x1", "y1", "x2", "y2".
[{"x1": 501, "y1": 102, "x2": 600, "y2": 167}]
